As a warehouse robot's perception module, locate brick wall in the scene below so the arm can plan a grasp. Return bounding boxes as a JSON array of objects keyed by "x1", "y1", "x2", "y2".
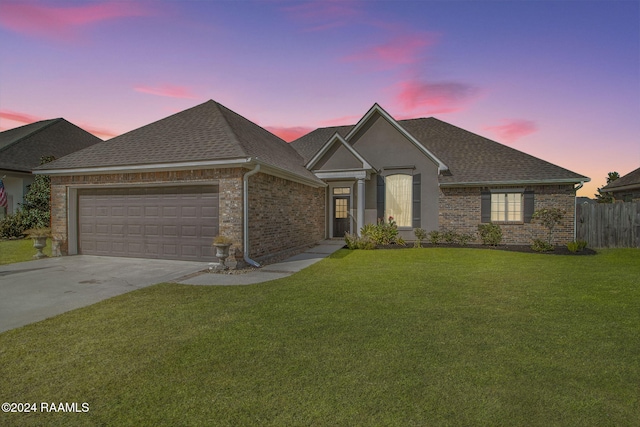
[
  {"x1": 49, "y1": 168, "x2": 325, "y2": 261},
  {"x1": 248, "y1": 172, "x2": 325, "y2": 260},
  {"x1": 438, "y1": 185, "x2": 577, "y2": 245}
]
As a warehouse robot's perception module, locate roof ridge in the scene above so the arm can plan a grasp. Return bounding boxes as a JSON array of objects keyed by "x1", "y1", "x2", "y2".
[
  {"x1": 210, "y1": 100, "x2": 250, "y2": 158},
  {"x1": 0, "y1": 118, "x2": 62, "y2": 153}
]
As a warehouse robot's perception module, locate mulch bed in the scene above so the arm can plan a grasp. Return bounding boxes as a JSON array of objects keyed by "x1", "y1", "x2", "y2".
[{"x1": 372, "y1": 243, "x2": 598, "y2": 256}]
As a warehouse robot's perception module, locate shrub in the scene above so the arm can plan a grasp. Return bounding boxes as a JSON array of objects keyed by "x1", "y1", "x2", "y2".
[
  {"x1": 532, "y1": 238, "x2": 554, "y2": 252},
  {"x1": 478, "y1": 223, "x2": 502, "y2": 246},
  {"x1": 566, "y1": 241, "x2": 579, "y2": 253},
  {"x1": 567, "y1": 240, "x2": 588, "y2": 253},
  {"x1": 361, "y1": 217, "x2": 404, "y2": 246},
  {"x1": 0, "y1": 156, "x2": 55, "y2": 239},
  {"x1": 442, "y1": 229, "x2": 458, "y2": 244},
  {"x1": 532, "y1": 208, "x2": 565, "y2": 247},
  {"x1": 0, "y1": 211, "x2": 28, "y2": 239},
  {"x1": 344, "y1": 232, "x2": 375, "y2": 250},
  {"x1": 457, "y1": 233, "x2": 474, "y2": 246},
  {"x1": 413, "y1": 228, "x2": 427, "y2": 248},
  {"x1": 428, "y1": 230, "x2": 442, "y2": 245}
]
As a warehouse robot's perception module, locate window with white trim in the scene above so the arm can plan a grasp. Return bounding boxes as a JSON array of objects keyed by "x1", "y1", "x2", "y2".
[
  {"x1": 385, "y1": 174, "x2": 412, "y2": 227},
  {"x1": 491, "y1": 192, "x2": 523, "y2": 222}
]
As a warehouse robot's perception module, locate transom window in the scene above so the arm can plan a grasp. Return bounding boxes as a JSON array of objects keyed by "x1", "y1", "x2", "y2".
[
  {"x1": 491, "y1": 193, "x2": 523, "y2": 222},
  {"x1": 333, "y1": 187, "x2": 351, "y2": 195},
  {"x1": 385, "y1": 174, "x2": 412, "y2": 227}
]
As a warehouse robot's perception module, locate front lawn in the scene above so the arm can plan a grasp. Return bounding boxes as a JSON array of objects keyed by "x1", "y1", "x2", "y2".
[
  {"x1": 0, "y1": 238, "x2": 52, "y2": 265},
  {"x1": 0, "y1": 248, "x2": 638, "y2": 426}
]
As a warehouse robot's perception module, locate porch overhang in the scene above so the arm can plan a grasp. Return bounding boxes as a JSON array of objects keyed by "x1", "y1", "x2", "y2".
[{"x1": 313, "y1": 169, "x2": 372, "y2": 181}]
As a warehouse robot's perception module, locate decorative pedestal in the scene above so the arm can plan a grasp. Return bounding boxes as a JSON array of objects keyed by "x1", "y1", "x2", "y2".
[
  {"x1": 212, "y1": 243, "x2": 231, "y2": 271},
  {"x1": 32, "y1": 237, "x2": 48, "y2": 259}
]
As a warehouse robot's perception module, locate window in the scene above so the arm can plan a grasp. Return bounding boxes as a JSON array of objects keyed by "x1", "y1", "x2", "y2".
[
  {"x1": 334, "y1": 198, "x2": 348, "y2": 218},
  {"x1": 385, "y1": 174, "x2": 412, "y2": 226},
  {"x1": 491, "y1": 193, "x2": 523, "y2": 222},
  {"x1": 332, "y1": 187, "x2": 351, "y2": 195}
]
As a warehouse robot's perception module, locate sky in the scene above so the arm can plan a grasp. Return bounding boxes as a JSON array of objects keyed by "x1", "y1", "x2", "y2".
[{"x1": 0, "y1": 0, "x2": 638, "y2": 197}]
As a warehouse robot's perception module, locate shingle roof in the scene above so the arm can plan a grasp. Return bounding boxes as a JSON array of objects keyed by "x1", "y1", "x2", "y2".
[
  {"x1": 0, "y1": 119, "x2": 101, "y2": 172},
  {"x1": 602, "y1": 166, "x2": 640, "y2": 191},
  {"x1": 290, "y1": 117, "x2": 588, "y2": 185},
  {"x1": 38, "y1": 100, "x2": 321, "y2": 184}
]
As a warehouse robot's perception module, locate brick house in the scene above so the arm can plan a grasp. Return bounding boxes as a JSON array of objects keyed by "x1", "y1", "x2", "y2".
[{"x1": 36, "y1": 100, "x2": 589, "y2": 263}]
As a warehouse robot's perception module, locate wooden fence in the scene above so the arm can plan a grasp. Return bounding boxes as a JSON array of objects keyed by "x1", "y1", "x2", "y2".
[{"x1": 576, "y1": 202, "x2": 640, "y2": 248}]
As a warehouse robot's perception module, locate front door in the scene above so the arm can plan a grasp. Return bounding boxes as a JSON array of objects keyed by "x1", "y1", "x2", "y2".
[{"x1": 333, "y1": 196, "x2": 350, "y2": 237}]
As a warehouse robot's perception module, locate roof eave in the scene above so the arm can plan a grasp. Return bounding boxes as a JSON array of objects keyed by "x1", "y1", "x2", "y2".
[
  {"x1": 439, "y1": 177, "x2": 590, "y2": 187},
  {"x1": 34, "y1": 158, "x2": 254, "y2": 175},
  {"x1": 602, "y1": 183, "x2": 640, "y2": 193}
]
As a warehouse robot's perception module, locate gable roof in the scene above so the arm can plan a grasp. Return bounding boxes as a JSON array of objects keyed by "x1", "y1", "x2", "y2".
[
  {"x1": 36, "y1": 100, "x2": 323, "y2": 186},
  {"x1": 291, "y1": 114, "x2": 589, "y2": 186},
  {"x1": 602, "y1": 166, "x2": 640, "y2": 192},
  {"x1": 306, "y1": 132, "x2": 373, "y2": 170},
  {"x1": 0, "y1": 118, "x2": 101, "y2": 173}
]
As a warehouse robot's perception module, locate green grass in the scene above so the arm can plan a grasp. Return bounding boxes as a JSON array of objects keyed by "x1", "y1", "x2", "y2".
[
  {"x1": 0, "y1": 248, "x2": 638, "y2": 426},
  {"x1": 0, "y1": 238, "x2": 52, "y2": 265}
]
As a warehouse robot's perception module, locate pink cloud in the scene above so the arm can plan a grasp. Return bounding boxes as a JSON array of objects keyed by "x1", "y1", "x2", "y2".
[
  {"x1": 282, "y1": 0, "x2": 362, "y2": 31},
  {"x1": 344, "y1": 33, "x2": 437, "y2": 67},
  {"x1": 264, "y1": 126, "x2": 314, "y2": 142},
  {"x1": 0, "y1": 1, "x2": 149, "y2": 41},
  {"x1": 396, "y1": 79, "x2": 479, "y2": 115},
  {"x1": 134, "y1": 85, "x2": 198, "y2": 99},
  {"x1": 0, "y1": 109, "x2": 114, "y2": 139},
  {"x1": 0, "y1": 110, "x2": 44, "y2": 124},
  {"x1": 320, "y1": 115, "x2": 362, "y2": 127},
  {"x1": 483, "y1": 119, "x2": 538, "y2": 144}
]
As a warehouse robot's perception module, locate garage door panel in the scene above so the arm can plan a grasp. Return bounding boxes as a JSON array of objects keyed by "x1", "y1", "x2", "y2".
[{"x1": 78, "y1": 185, "x2": 219, "y2": 261}]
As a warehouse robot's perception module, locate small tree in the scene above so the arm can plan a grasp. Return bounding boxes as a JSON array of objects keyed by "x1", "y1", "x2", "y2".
[
  {"x1": 594, "y1": 171, "x2": 619, "y2": 203},
  {"x1": 532, "y1": 208, "x2": 565, "y2": 247},
  {"x1": 0, "y1": 156, "x2": 54, "y2": 238}
]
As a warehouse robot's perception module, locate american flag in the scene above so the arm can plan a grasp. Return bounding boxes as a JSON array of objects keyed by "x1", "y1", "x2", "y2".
[{"x1": 0, "y1": 179, "x2": 7, "y2": 209}]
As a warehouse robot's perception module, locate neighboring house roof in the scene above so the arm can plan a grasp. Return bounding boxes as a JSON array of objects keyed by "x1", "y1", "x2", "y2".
[
  {"x1": 0, "y1": 118, "x2": 101, "y2": 172},
  {"x1": 37, "y1": 100, "x2": 323, "y2": 186},
  {"x1": 601, "y1": 167, "x2": 640, "y2": 192},
  {"x1": 291, "y1": 116, "x2": 589, "y2": 186}
]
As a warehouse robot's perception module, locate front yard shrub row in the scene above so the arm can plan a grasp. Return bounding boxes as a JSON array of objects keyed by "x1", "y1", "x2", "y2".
[
  {"x1": 344, "y1": 232, "x2": 375, "y2": 250},
  {"x1": 360, "y1": 217, "x2": 405, "y2": 246},
  {"x1": 477, "y1": 223, "x2": 503, "y2": 246}
]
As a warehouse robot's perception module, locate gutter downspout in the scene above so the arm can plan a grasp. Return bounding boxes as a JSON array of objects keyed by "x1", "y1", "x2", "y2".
[
  {"x1": 573, "y1": 181, "x2": 585, "y2": 240},
  {"x1": 243, "y1": 163, "x2": 261, "y2": 268}
]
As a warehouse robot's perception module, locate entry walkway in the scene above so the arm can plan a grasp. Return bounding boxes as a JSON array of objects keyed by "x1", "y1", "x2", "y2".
[{"x1": 179, "y1": 239, "x2": 345, "y2": 286}]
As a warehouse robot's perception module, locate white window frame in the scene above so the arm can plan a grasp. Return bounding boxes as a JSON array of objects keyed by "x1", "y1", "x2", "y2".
[{"x1": 491, "y1": 191, "x2": 524, "y2": 223}]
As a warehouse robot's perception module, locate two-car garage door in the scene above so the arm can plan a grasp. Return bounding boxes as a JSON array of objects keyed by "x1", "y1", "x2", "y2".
[{"x1": 78, "y1": 186, "x2": 218, "y2": 261}]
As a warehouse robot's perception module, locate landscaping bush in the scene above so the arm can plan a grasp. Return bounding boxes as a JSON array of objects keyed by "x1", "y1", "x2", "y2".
[
  {"x1": 531, "y1": 238, "x2": 554, "y2": 252},
  {"x1": 413, "y1": 228, "x2": 427, "y2": 248},
  {"x1": 567, "y1": 240, "x2": 588, "y2": 253},
  {"x1": 428, "y1": 230, "x2": 442, "y2": 245},
  {"x1": 478, "y1": 223, "x2": 502, "y2": 246},
  {"x1": 0, "y1": 210, "x2": 28, "y2": 239},
  {"x1": 532, "y1": 208, "x2": 565, "y2": 247},
  {"x1": 442, "y1": 229, "x2": 457, "y2": 244},
  {"x1": 457, "y1": 232, "x2": 474, "y2": 246},
  {"x1": 344, "y1": 232, "x2": 376, "y2": 250},
  {"x1": 360, "y1": 217, "x2": 405, "y2": 246},
  {"x1": 0, "y1": 156, "x2": 54, "y2": 239}
]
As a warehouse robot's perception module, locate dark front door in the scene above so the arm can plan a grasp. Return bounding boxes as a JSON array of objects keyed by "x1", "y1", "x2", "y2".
[{"x1": 333, "y1": 196, "x2": 350, "y2": 237}]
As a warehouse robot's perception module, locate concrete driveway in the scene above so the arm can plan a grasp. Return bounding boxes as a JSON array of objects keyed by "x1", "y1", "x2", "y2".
[{"x1": 0, "y1": 256, "x2": 208, "y2": 333}]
